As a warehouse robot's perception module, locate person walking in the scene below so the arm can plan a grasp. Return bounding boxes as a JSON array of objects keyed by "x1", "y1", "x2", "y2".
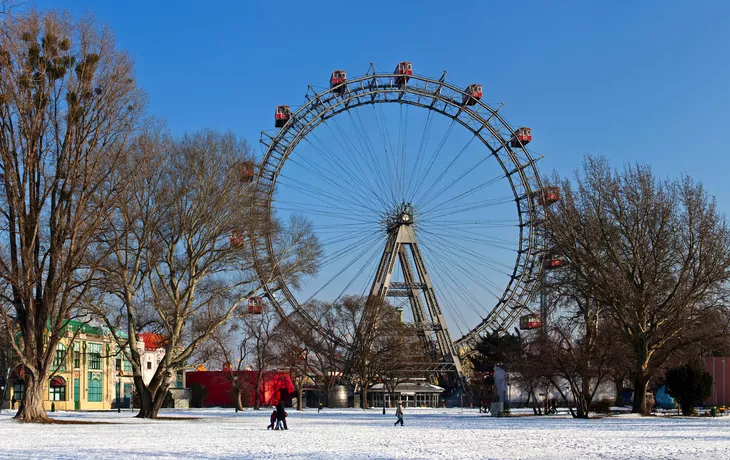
[
  {"x1": 318, "y1": 402, "x2": 323, "y2": 413},
  {"x1": 276, "y1": 401, "x2": 289, "y2": 430},
  {"x1": 267, "y1": 407, "x2": 277, "y2": 430},
  {"x1": 394, "y1": 402, "x2": 404, "y2": 426}
]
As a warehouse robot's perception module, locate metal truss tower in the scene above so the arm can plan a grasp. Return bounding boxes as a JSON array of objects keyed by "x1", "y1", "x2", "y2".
[{"x1": 367, "y1": 203, "x2": 464, "y2": 378}]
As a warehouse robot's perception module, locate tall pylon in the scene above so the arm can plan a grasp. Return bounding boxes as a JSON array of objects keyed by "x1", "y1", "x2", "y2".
[{"x1": 366, "y1": 203, "x2": 464, "y2": 378}]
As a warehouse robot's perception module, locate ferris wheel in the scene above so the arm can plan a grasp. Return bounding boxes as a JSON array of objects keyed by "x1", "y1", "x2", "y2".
[{"x1": 249, "y1": 62, "x2": 554, "y2": 375}]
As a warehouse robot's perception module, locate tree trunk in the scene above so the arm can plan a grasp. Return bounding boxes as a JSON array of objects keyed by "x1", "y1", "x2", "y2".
[
  {"x1": 14, "y1": 375, "x2": 50, "y2": 422},
  {"x1": 362, "y1": 387, "x2": 369, "y2": 409},
  {"x1": 297, "y1": 387, "x2": 303, "y2": 411},
  {"x1": 236, "y1": 389, "x2": 243, "y2": 411},
  {"x1": 632, "y1": 373, "x2": 651, "y2": 415},
  {"x1": 253, "y1": 371, "x2": 262, "y2": 410},
  {"x1": 135, "y1": 375, "x2": 171, "y2": 419}
]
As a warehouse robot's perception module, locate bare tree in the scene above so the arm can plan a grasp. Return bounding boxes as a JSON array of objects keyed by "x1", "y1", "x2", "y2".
[
  {"x1": 245, "y1": 310, "x2": 279, "y2": 410},
  {"x1": 545, "y1": 156, "x2": 730, "y2": 414},
  {"x1": 204, "y1": 322, "x2": 253, "y2": 411},
  {"x1": 340, "y1": 296, "x2": 410, "y2": 409},
  {"x1": 273, "y1": 320, "x2": 312, "y2": 410},
  {"x1": 94, "y1": 130, "x2": 320, "y2": 418},
  {"x1": 297, "y1": 300, "x2": 348, "y2": 407},
  {"x1": 0, "y1": 10, "x2": 143, "y2": 421}
]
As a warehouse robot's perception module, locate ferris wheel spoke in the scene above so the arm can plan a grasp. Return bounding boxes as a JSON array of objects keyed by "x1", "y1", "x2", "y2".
[
  {"x1": 315, "y1": 119, "x2": 390, "y2": 209},
  {"x1": 422, "y1": 225, "x2": 516, "y2": 250},
  {"x1": 344, "y1": 110, "x2": 394, "y2": 207},
  {"x1": 419, "y1": 173, "x2": 504, "y2": 216},
  {"x1": 278, "y1": 167, "x2": 380, "y2": 214},
  {"x1": 398, "y1": 104, "x2": 409, "y2": 200},
  {"x1": 302, "y1": 134, "x2": 387, "y2": 209},
  {"x1": 329, "y1": 242, "x2": 382, "y2": 305},
  {"x1": 372, "y1": 104, "x2": 400, "y2": 204},
  {"x1": 422, "y1": 230, "x2": 516, "y2": 254},
  {"x1": 428, "y1": 219, "x2": 518, "y2": 228},
  {"x1": 419, "y1": 233, "x2": 515, "y2": 276},
  {"x1": 304, "y1": 233, "x2": 383, "y2": 304},
  {"x1": 317, "y1": 231, "x2": 382, "y2": 269},
  {"x1": 408, "y1": 119, "x2": 457, "y2": 202},
  {"x1": 405, "y1": 109, "x2": 435, "y2": 200},
  {"x1": 275, "y1": 199, "x2": 376, "y2": 220},
  {"x1": 423, "y1": 264, "x2": 469, "y2": 337},
  {"x1": 420, "y1": 237, "x2": 503, "y2": 303},
  {"x1": 419, "y1": 239, "x2": 492, "y2": 317},
  {"x1": 350, "y1": 109, "x2": 394, "y2": 205},
  {"x1": 421, "y1": 196, "x2": 514, "y2": 220},
  {"x1": 413, "y1": 135, "x2": 478, "y2": 208},
  {"x1": 278, "y1": 174, "x2": 372, "y2": 211},
  {"x1": 286, "y1": 155, "x2": 380, "y2": 212}
]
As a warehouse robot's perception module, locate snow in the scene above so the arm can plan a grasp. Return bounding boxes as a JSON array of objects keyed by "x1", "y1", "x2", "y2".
[{"x1": 0, "y1": 407, "x2": 729, "y2": 459}]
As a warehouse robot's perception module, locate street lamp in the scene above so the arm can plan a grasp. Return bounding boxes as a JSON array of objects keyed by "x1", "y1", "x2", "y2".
[
  {"x1": 0, "y1": 384, "x2": 4, "y2": 414},
  {"x1": 117, "y1": 373, "x2": 121, "y2": 413}
]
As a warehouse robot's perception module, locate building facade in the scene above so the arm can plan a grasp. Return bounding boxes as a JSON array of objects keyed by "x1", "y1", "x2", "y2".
[
  {"x1": 1, "y1": 320, "x2": 117, "y2": 411},
  {"x1": 367, "y1": 381, "x2": 445, "y2": 408}
]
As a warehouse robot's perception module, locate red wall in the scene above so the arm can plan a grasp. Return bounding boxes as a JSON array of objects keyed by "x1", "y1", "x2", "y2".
[
  {"x1": 186, "y1": 370, "x2": 294, "y2": 408},
  {"x1": 705, "y1": 357, "x2": 730, "y2": 406}
]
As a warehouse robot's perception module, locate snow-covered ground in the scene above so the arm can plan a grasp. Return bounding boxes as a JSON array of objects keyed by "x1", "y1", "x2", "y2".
[{"x1": 0, "y1": 407, "x2": 729, "y2": 459}]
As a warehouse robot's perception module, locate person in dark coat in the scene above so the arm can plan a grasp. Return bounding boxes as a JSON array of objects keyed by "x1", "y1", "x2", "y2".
[
  {"x1": 394, "y1": 402, "x2": 404, "y2": 426},
  {"x1": 276, "y1": 401, "x2": 288, "y2": 430},
  {"x1": 267, "y1": 408, "x2": 277, "y2": 430}
]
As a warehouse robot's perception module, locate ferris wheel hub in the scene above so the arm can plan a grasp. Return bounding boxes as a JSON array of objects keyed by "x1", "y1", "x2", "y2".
[{"x1": 386, "y1": 202, "x2": 415, "y2": 230}]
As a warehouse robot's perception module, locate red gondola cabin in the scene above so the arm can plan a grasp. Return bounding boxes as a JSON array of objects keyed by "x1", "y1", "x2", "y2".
[
  {"x1": 248, "y1": 297, "x2": 263, "y2": 314},
  {"x1": 535, "y1": 186, "x2": 560, "y2": 206},
  {"x1": 394, "y1": 61, "x2": 412, "y2": 86},
  {"x1": 543, "y1": 255, "x2": 566, "y2": 270},
  {"x1": 510, "y1": 127, "x2": 532, "y2": 148},
  {"x1": 330, "y1": 70, "x2": 347, "y2": 91},
  {"x1": 241, "y1": 162, "x2": 255, "y2": 183},
  {"x1": 520, "y1": 313, "x2": 542, "y2": 330},
  {"x1": 275, "y1": 105, "x2": 291, "y2": 128},
  {"x1": 230, "y1": 232, "x2": 246, "y2": 247},
  {"x1": 462, "y1": 84, "x2": 483, "y2": 106}
]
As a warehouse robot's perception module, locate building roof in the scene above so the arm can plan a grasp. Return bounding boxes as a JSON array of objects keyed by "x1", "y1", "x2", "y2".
[
  {"x1": 59, "y1": 319, "x2": 104, "y2": 336},
  {"x1": 369, "y1": 382, "x2": 444, "y2": 394},
  {"x1": 137, "y1": 332, "x2": 168, "y2": 351}
]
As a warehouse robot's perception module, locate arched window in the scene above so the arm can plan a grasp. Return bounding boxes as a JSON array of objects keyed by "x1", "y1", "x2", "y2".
[
  {"x1": 87, "y1": 373, "x2": 102, "y2": 402},
  {"x1": 53, "y1": 343, "x2": 66, "y2": 371},
  {"x1": 49, "y1": 376, "x2": 66, "y2": 401}
]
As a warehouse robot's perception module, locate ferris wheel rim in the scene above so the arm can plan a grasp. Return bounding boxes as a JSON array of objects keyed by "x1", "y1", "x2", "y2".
[{"x1": 251, "y1": 69, "x2": 546, "y2": 349}]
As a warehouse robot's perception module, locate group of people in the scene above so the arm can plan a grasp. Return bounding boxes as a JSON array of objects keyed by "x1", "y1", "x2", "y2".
[
  {"x1": 267, "y1": 401, "x2": 288, "y2": 430},
  {"x1": 266, "y1": 401, "x2": 406, "y2": 429}
]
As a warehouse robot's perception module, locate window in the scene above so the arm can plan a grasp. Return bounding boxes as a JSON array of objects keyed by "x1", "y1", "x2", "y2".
[
  {"x1": 12, "y1": 383, "x2": 24, "y2": 401},
  {"x1": 49, "y1": 377, "x2": 66, "y2": 401},
  {"x1": 88, "y1": 343, "x2": 102, "y2": 370},
  {"x1": 87, "y1": 373, "x2": 102, "y2": 402},
  {"x1": 73, "y1": 343, "x2": 80, "y2": 369},
  {"x1": 53, "y1": 343, "x2": 66, "y2": 371},
  {"x1": 123, "y1": 357, "x2": 133, "y2": 373},
  {"x1": 146, "y1": 361, "x2": 152, "y2": 370}
]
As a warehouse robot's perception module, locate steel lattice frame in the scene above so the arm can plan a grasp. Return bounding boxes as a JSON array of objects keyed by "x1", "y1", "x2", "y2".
[{"x1": 252, "y1": 69, "x2": 546, "y2": 352}]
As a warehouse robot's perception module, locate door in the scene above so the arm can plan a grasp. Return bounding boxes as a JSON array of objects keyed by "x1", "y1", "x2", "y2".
[{"x1": 74, "y1": 378, "x2": 80, "y2": 410}]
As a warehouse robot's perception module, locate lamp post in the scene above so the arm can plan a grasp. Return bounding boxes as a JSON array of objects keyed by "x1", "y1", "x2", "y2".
[
  {"x1": 117, "y1": 374, "x2": 121, "y2": 413},
  {"x1": 0, "y1": 384, "x2": 4, "y2": 413}
]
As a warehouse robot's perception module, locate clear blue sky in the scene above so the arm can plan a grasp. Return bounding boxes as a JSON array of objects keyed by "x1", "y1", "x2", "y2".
[
  {"x1": 24, "y1": 0, "x2": 730, "y2": 336},
  {"x1": 31, "y1": 0, "x2": 730, "y2": 200}
]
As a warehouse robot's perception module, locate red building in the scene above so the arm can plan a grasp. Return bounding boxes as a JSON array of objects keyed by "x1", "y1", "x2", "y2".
[
  {"x1": 186, "y1": 370, "x2": 294, "y2": 408},
  {"x1": 705, "y1": 357, "x2": 730, "y2": 406}
]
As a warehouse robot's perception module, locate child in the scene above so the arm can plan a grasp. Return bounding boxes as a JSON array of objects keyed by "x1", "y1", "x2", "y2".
[{"x1": 267, "y1": 408, "x2": 277, "y2": 430}]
